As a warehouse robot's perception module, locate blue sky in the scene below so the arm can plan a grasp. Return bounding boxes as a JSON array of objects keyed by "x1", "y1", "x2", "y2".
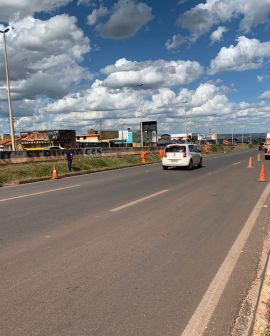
[{"x1": 1, "y1": 0, "x2": 270, "y2": 135}]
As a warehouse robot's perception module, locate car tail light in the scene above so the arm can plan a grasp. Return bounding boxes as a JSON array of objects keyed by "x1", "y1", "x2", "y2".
[
  {"x1": 183, "y1": 152, "x2": 187, "y2": 157},
  {"x1": 164, "y1": 151, "x2": 167, "y2": 158}
]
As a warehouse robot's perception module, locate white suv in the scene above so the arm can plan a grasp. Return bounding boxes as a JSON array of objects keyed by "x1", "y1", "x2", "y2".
[{"x1": 162, "y1": 144, "x2": 202, "y2": 170}]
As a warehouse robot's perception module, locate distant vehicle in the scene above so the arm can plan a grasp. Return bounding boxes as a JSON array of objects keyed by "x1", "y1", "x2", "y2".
[
  {"x1": 265, "y1": 133, "x2": 270, "y2": 160},
  {"x1": 162, "y1": 144, "x2": 202, "y2": 170},
  {"x1": 43, "y1": 146, "x2": 65, "y2": 150},
  {"x1": 223, "y1": 139, "x2": 232, "y2": 146}
]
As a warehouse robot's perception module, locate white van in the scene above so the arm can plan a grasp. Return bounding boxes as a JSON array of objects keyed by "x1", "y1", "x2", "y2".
[{"x1": 162, "y1": 144, "x2": 202, "y2": 170}]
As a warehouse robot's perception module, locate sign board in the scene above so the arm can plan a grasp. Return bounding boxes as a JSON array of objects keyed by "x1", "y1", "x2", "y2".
[
  {"x1": 142, "y1": 121, "x2": 157, "y2": 132},
  {"x1": 198, "y1": 133, "x2": 217, "y2": 141}
]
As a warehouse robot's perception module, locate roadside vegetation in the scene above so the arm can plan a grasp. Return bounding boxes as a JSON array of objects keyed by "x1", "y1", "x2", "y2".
[
  {"x1": 0, "y1": 153, "x2": 160, "y2": 186},
  {"x1": 203, "y1": 143, "x2": 254, "y2": 153},
  {"x1": 0, "y1": 144, "x2": 255, "y2": 186}
]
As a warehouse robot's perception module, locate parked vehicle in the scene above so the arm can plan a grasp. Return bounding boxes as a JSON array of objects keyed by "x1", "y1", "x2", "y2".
[
  {"x1": 162, "y1": 144, "x2": 202, "y2": 170},
  {"x1": 265, "y1": 134, "x2": 270, "y2": 160},
  {"x1": 43, "y1": 146, "x2": 65, "y2": 150}
]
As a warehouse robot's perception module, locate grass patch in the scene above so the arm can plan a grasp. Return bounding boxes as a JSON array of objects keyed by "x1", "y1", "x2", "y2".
[
  {"x1": 0, "y1": 153, "x2": 160, "y2": 185},
  {"x1": 206, "y1": 144, "x2": 253, "y2": 154},
  {"x1": 265, "y1": 328, "x2": 270, "y2": 336}
]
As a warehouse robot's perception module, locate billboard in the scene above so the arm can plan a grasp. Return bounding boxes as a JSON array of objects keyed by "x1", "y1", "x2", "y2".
[
  {"x1": 20, "y1": 130, "x2": 76, "y2": 146},
  {"x1": 197, "y1": 133, "x2": 217, "y2": 141},
  {"x1": 142, "y1": 121, "x2": 157, "y2": 132}
]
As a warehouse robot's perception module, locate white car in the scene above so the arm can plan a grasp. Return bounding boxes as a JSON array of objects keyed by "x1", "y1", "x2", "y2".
[
  {"x1": 43, "y1": 146, "x2": 65, "y2": 150},
  {"x1": 162, "y1": 144, "x2": 202, "y2": 170}
]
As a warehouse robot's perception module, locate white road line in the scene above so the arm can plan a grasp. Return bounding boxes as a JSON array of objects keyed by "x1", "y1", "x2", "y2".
[
  {"x1": 232, "y1": 161, "x2": 241, "y2": 165},
  {"x1": 181, "y1": 182, "x2": 270, "y2": 336},
  {"x1": 0, "y1": 185, "x2": 81, "y2": 203},
  {"x1": 110, "y1": 189, "x2": 168, "y2": 212}
]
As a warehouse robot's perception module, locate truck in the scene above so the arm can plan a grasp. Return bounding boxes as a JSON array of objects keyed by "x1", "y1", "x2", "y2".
[{"x1": 265, "y1": 133, "x2": 270, "y2": 159}]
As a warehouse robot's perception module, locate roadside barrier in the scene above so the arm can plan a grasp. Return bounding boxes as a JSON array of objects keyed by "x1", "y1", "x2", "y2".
[
  {"x1": 258, "y1": 162, "x2": 267, "y2": 182},
  {"x1": 203, "y1": 144, "x2": 209, "y2": 154},
  {"x1": 257, "y1": 152, "x2": 261, "y2": 161},
  {"x1": 247, "y1": 156, "x2": 254, "y2": 168},
  {"x1": 52, "y1": 163, "x2": 59, "y2": 179},
  {"x1": 140, "y1": 150, "x2": 146, "y2": 164},
  {"x1": 159, "y1": 149, "x2": 164, "y2": 159}
]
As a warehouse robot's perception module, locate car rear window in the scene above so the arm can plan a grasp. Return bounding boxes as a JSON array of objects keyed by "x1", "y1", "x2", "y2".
[{"x1": 165, "y1": 146, "x2": 186, "y2": 153}]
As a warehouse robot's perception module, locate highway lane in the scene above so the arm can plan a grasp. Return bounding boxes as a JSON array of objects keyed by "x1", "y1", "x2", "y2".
[
  {"x1": 1, "y1": 149, "x2": 269, "y2": 335},
  {"x1": 0, "y1": 150, "x2": 257, "y2": 244}
]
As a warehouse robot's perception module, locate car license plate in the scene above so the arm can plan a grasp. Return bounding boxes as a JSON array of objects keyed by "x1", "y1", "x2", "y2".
[{"x1": 170, "y1": 159, "x2": 178, "y2": 162}]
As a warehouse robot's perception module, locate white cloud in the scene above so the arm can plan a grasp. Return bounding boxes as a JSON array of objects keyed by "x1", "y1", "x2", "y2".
[
  {"x1": 259, "y1": 90, "x2": 270, "y2": 99},
  {"x1": 34, "y1": 81, "x2": 234, "y2": 132},
  {"x1": 101, "y1": 58, "x2": 204, "y2": 89},
  {"x1": 10, "y1": 77, "x2": 270, "y2": 134},
  {"x1": 165, "y1": 34, "x2": 185, "y2": 50},
  {"x1": 257, "y1": 75, "x2": 269, "y2": 82},
  {"x1": 78, "y1": 0, "x2": 96, "y2": 5},
  {"x1": 96, "y1": 0, "x2": 153, "y2": 39},
  {"x1": 177, "y1": 0, "x2": 270, "y2": 40},
  {"x1": 0, "y1": 0, "x2": 71, "y2": 21},
  {"x1": 208, "y1": 36, "x2": 270, "y2": 75},
  {"x1": 210, "y1": 26, "x2": 228, "y2": 44},
  {"x1": 190, "y1": 82, "x2": 226, "y2": 106},
  {"x1": 43, "y1": 80, "x2": 137, "y2": 114},
  {"x1": 87, "y1": 6, "x2": 109, "y2": 26},
  {"x1": 0, "y1": 15, "x2": 91, "y2": 100}
]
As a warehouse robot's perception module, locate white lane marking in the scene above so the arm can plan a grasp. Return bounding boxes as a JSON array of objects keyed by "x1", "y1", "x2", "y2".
[
  {"x1": 232, "y1": 161, "x2": 241, "y2": 166},
  {"x1": 110, "y1": 189, "x2": 168, "y2": 212},
  {"x1": 0, "y1": 185, "x2": 81, "y2": 203},
  {"x1": 181, "y1": 182, "x2": 270, "y2": 336}
]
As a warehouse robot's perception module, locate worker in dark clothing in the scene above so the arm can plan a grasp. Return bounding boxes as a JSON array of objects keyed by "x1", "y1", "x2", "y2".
[{"x1": 66, "y1": 149, "x2": 73, "y2": 172}]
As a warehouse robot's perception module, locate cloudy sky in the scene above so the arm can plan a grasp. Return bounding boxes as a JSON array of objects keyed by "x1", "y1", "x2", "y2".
[{"x1": 1, "y1": 0, "x2": 270, "y2": 135}]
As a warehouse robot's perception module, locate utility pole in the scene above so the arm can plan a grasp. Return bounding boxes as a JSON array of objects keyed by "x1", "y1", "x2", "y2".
[
  {"x1": 176, "y1": 101, "x2": 188, "y2": 142},
  {"x1": 137, "y1": 84, "x2": 144, "y2": 147},
  {"x1": 184, "y1": 109, "x2": 187, "y2": 142},
  {"x1": 1, "y1": 26, "x2": 15, "y2": 150},
  {"x1": 99, "y1": 120, "x2": 102, "y2": 141}
]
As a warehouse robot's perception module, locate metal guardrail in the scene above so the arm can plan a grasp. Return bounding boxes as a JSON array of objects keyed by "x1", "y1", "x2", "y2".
[
  {"x1": 0, "y1": 147, "x2": 159, "y2": 160},
  {"x1": 0, "y1": 149, "x2": 83, "y2": 159}
]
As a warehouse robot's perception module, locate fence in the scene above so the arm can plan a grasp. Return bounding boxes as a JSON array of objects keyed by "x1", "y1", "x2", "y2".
[
  {"x1": 0, "y1": 149, "x2": 83, "y2": 160},
  {"x1": 0, "y1": 146, "x2": 159, "y2": 163}
]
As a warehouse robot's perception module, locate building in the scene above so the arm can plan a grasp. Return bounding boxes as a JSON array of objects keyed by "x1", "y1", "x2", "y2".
[
  {"x1": 76, "y1": 133, "x2": 99, "y2": 143},
  {"x1": 0, "y1": 138, "x2": 13, "y2": 151},
  {"x1": 20, "y1": 130, "x2": 76, "y2": 149},
  {"x1": 0, "y1": 136, "x2": 22, "y2": 151},
  {"x1": 76, "y1": 129, "x2": 133, "y2": 147}
]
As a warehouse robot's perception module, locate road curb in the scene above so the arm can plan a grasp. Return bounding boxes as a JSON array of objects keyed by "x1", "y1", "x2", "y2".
[
  {"x1": 251, "y1": 249, "x2": 270, "y2": 335},
  {"x1": 1, "y1": 160, "x2": 161, "y2": 187}
]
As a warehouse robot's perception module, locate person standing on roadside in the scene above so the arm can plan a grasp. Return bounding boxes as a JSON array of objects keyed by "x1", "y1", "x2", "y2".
[{"x1": 66, "y1": 148, "x2": 73, "y2": 172}]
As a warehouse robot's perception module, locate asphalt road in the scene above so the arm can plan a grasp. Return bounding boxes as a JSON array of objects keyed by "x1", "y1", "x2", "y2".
[{"x1": 1, "y1": 150, "x2": 270, "y2": 336}]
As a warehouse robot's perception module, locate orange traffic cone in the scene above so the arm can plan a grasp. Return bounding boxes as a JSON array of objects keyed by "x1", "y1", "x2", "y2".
[
  {"x1": 52, "y1": 163, "x2": 59, "y2": 179},
  {"x1": 257, "y1": 152, "x2": 261, "y2": 161},
  {"x1": 140, "y1": 150, "x2": 146, "y2": 164},
  {"x1": 159, "y1": 149, "x2": 164, "y2": 159},
  {"x1": 247, "y1": 156, "x2": 253, "y2": 168},
  {"x1": 258, "y1": 162, "x2": 267, "y2": 182}
]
